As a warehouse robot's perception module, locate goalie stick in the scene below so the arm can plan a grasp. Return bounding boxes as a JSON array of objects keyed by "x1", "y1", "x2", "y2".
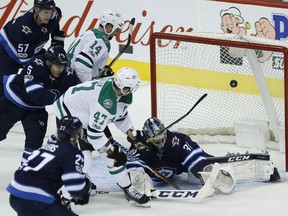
[
  {"x1": 96, "y1": 18, "x2": 136, "y2": 78},
  {"x1": 109, "y1": 17, "x2": 135, "y2": 67},
  {"x1": 207, "y1": 153, "x2": 270, "y2": 164},
  {"x1": 93, "y1": 162, "x2": 221, "y2": 200},
  {"x1": 93, "y1": 188, "x2": 210, "y2": 200},
  {"x1": 148, "y1": 93, "x2": 208, "y2": 143}
]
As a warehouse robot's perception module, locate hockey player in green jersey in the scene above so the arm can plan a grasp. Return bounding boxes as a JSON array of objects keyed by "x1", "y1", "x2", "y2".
[
  {"x1": 53, "y1": 67, "x2": 150, "y2": 206},
  {"x1": 66, "y1": 9, "x2": 124, "y2": 82}
]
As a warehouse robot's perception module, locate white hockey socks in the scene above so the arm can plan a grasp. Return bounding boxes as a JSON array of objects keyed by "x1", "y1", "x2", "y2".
[
  {"x1": 82, "y1": 150, "x2": 94, "y2": 174},
  {"x1": 105, "y1": 156, "x2": 131, "y2": 188}
]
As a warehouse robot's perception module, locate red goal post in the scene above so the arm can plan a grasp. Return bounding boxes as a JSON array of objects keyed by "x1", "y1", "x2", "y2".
[{"x1": 150, "y1": 32, "x2": 288, "y2": 171}]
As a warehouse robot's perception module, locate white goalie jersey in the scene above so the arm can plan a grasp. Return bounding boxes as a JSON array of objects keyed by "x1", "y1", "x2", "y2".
[
  {"x1": 67, "y1": 29, "x2": 110, "y2": 82},
  {"x1": 53, "y1": 77, "x2": 134, "y2": 150}
]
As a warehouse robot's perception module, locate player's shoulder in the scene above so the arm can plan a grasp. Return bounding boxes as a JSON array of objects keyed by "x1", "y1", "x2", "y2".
[
  {"x1": 167, "y1": 130, "x2": 189, "y2": 145},
  {"x1": 28, "y1": 55, "x2": 47, "y2": 71},
  {"x1": 170, "y1": 130, "x2": 188, "y2": 138},
  {"x1": 62, "y1": 66, "x2": 79, "y2": 80},
  {"x1": 21, "y1": 55, "x2": 49, "y2": 78},
  {"x1": 88, "y1": 29, "x2": 110, "y2": 47},
  {"x1": 10, "y1": 11, "x2": 34, "y2": 28},
  {"x1": 118, "y1": 93, "x2": 133, "y2": 104},
  {"x1": 45, "y1": 140, "x2": 82, "y2": 157}
]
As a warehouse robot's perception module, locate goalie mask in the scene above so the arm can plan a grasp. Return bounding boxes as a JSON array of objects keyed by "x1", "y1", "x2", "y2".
[
  {"x1": 114, "y1": 67, "x2": 140, "y2": 95},
  {"x1": 142, "y1": 117, "x2": 167, "y2": 148},
  {"x1": 99, "y1": 9, "x2": 124, "y2": 38}
]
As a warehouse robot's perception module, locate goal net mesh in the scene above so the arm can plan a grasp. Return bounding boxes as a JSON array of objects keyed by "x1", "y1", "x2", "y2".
[{"x1": 150, "y1": 32, "x2": 286, "y2": 144}]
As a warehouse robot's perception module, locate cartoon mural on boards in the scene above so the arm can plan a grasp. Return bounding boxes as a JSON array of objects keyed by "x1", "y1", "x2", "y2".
[{"x1": 220, "y1": 7, "x2": 276, "y2": 63}]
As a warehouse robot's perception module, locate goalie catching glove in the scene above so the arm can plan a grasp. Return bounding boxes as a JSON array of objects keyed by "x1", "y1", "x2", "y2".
[
  {"x1": 127, "y1": 130, "x2": 150, "y2": 150},
  {"x1": 98, "y1": 65, "x2": 114, "y2": 78}
]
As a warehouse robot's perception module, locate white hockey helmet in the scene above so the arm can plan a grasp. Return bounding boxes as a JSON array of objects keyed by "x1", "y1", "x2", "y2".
[
  {"x1": 99, "y1": 9, "x2": 124, "y2": 37},
  {"x1": 114, "y1": 67, "x2": 140, "y2": 95}
]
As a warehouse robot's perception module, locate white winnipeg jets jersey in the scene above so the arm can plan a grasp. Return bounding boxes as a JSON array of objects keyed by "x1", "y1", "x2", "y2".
[
  {"x1": 67, "y1": 29, "x2": 111, "y2": 82},
  {"x1": 53, "y1": 77, "x2": 134, "y2": 150}
]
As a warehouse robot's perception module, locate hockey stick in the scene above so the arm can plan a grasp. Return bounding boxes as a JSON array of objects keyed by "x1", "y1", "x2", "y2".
[
  {"x1": 142, "y1": 164, "x2": 182, "y2": 190},
  {"x1": 93, "y1": 188, "x2": 209, "y2": 200},
  {"x1": 148, "y1": 93, "x2": 208, "y2": 143},
  {"x1": 109, "y1": 17, "x2": 135, "y2": 67},
  {"x1": 207, "y1": 153, "x2": 270, "y2": 164}
]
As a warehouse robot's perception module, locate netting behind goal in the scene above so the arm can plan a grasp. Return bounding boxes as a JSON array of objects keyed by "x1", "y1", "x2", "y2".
[{"x1": 150, "y1": 32, "x2": 287, "y2": 170}]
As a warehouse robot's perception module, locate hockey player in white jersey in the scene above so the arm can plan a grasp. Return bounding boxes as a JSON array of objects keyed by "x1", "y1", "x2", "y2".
[
  {"x1": 66, "y1": 9, "x2": 124, "y2": 82},
  {"x1": 53, "y1": 67, "x2": 150, "y2": 206}
]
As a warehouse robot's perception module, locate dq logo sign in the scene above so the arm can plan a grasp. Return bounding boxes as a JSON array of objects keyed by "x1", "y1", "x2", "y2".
[{"x1": 273, "y1": 14, "x2": 288, "y2": 40}]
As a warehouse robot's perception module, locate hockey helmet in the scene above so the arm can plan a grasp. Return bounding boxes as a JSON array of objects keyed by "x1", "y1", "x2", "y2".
[
  {"x1": 45, "y1": 46, "x2": 68, "y2": 66},
  {"x1": 99, "y1": 9, "x2": 124, "y2": 36},
  {"x1": 114, "y1": 67, "x2": 140, "y2": 95},
  {"x1": 142, "y1": 117, "x2": 167, "y2": 148},
  {"x1": 57, "y1": 116, "x2": 83, "y2": 144},
  {"x1": 34, "y1": 0, "x2": 55, "y2": 10}
]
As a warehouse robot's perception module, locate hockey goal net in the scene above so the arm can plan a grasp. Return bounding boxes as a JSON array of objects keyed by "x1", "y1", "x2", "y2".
[{"x1": 150, "y1": 32, "x2": 288, "y2": 171}]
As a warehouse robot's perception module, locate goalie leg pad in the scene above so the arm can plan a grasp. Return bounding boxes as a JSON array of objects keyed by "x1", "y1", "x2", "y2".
[
  {"x1": 129, "y1": 167, "x2": 154, "y2": 197},
  {"x1": 213, "y1": 165, "x2": 236, "y2": 194},
  {"x1": 199, "y1": 163, "x2": 236, "y2": 194},
  {"x1": 221, "y1": 160, "x2": 277, "y2": 182}
]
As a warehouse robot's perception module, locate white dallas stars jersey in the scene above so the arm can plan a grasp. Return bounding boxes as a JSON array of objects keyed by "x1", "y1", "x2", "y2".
[
  {"x1": 53, "y1": 77, "x2": 134, "y2": 150},
  {"x1": 67, "y1": 29, "x2": 111, "y2": 83}
]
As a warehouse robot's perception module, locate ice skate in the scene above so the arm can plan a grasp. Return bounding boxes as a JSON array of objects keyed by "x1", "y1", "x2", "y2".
[{"x1": 119, "y1": 184, "x2": 151, "y2": 207}]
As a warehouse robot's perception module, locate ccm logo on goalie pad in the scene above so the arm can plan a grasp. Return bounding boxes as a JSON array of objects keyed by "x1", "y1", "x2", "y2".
[{"x1": 154, "y1": 190, "x2": 198, "y2": 198}]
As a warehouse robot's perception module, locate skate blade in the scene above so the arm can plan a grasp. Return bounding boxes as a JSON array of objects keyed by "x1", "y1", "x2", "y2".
[{"x1": 128, "y1": 200, "x2": 151, "y2": 208}]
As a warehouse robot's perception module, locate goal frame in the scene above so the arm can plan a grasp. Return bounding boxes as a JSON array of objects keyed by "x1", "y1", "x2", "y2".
[{"x1": 150, "y1": 32, "x2": 288, "y2": 171}]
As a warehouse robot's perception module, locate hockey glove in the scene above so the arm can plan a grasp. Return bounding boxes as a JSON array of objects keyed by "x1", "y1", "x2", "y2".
[
  {"x1": 107, "y1": 144, "x2": 127, "y2": 167},
  {"x1": 127, "y1": 130, "x2": 149, "y2": 150},
  {"x1": 78, "y1": 130, "x2": 95, "y2": 151},
  {"x1": 49, "y1": 89, "x2": 61, "y2": 102},
  {"x1": 71, "y1": 193, "x2": 90, "y2": 205},
  {"x1": 51, "y1": 30, "x2": 65, "y2": 47},
  {"x1": 98, "y1": 65, "x2": 114, "y2": 78}
]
